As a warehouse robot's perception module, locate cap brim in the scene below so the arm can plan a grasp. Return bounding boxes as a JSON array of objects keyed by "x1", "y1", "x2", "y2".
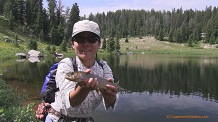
[{"x1": 72, "y1": 31, "x2": 100, "y2": 39}]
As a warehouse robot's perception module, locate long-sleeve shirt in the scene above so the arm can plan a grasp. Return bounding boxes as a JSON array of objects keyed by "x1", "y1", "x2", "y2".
[{"x1": 49, "y1": 56, "x2": 118, "y2": 120}]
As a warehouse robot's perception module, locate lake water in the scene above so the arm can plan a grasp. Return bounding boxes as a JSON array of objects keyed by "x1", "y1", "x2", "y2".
[{"x1": 2, "y1": 54, "x2": 218, "y2": 122}]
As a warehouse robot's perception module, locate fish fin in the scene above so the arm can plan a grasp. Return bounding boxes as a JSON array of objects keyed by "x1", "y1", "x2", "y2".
[
  {"x1": 74, "y1": 82, "x2": 84, "y2": 90},
  {"x1": 96, "y1": 89, "x2": 100, "y2": 94},
  {"x1": 114, "y1": 81, "x2": 120, "y2": 87},
  {"x1": 74, "y1": 83, "x2": 79, "y2": 90},
  {"x1": 85, "y1": 72, "x2": 89, "y2": 74}
]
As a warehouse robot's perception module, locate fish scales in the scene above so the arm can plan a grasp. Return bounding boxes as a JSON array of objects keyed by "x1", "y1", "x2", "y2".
[{"x1": 65, "y1": 71, "x2": 126, "y2": 91}]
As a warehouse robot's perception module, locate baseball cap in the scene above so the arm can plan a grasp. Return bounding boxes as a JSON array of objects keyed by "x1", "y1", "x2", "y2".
[{"x1": 72, "y1": 20, "x2": 100, "y2": 39}]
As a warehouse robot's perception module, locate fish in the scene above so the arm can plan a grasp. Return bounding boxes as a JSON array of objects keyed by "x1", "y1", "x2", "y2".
[{"x1": 65, "y1": 71, "x2": 127, "y2": 92}]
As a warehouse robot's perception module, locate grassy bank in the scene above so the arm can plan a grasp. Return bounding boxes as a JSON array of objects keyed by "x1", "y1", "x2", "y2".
[
  {"x1": 119, "y1": 36, "x2": 218, "y2": 56},
  {"x1": 2, "y1": 35, "x2": 218, "y2": 60},
  {"x1": 0, "y1": 79, "x2": 40, "y2": 122}
]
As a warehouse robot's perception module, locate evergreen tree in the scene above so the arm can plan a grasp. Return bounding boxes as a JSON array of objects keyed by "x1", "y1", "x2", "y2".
[
  {"x1": 35, "y1": 0, "x2": 44, "y2": 36},
  {"x1": 59, "y1": 37, "x2": 68, "y2": 52},
  {"x1": 9, "y1": 10, "x2": 14, "y2": 30},
  {"x1": 192, "y1": 25, "x2": 201, "y2": 42},
  {"x1": 0, "y1": 0, "x2": 6, "y2": 15},
  {"x1": 14, "y1": 33, "x2": 19, "y2": 47},
  {"x1": 159, "y1": 27, "x2": 164, "y2": 41},
  {"x1": 125, "y1": 37, "x2": 129, "y2": 43},
  {"x1": 66, "y1": 3, "x2": 80, "y2": 41},
  {"x1": 51, "y1": 46, "x2": 56, "y2": 53},
  {"x1": 41, "y1": 9, "x2": 50, "y2": 42},
  {"x1": 25, "y1": 0, "x2": 32, "y2": 26},
  {"x1": 15, "y1": 0, "x2": 25, "y2": 24},
  {"x1": 213, "y1": 10, "x2": 218, "y2": 43},
  {"x1": 115, "y1": 38, "x2": 121, "y2": 51},
  {"x1": 188, "y1": 39, "x2": 193, "y2": 47},
  {"x1": 88, "y1": 13, "x2": 94, "y2": 21},
  {"x1": 180, "y1": 21, "x2": 190, "y2": 42},
  {"x1": 3, "y1": 0, "x2": 12, "y2": 18},
  {"x1": 216, "y1": 37, "x2": 218, "y2": 44},
  {"x1": 174, "y1": 28, "x2": 182, "y2": 42},
  {"x1": 27, "y1": 38, "x2": 38, "y2": 50},
  {"x1": 209, "y1": 32, "x2": 216, "y2": 44},
  {"x1": 154, "y1": 19, "x2": 160, "y2": 39},
  {"x1": 168, "y1": 29, "x2": 174, "y2": 42},
  {"x1": 101, "y1": 38, "x2": 106, "y2": 49},
  {"x1": 45, "y1": 45, "x2": 51, "y2": 52},
  {"x1": 106, "y1": 37, "x2": 115, "y2": 53},
  {"x1": 205, "y1": 18, "x2": 213, "y2": 43},
  {"x1": 48, "y1": 0, "x2": 56, "y2": 27},
  {"x1": 39, "y1": 29, "x2": 43, "y2": 41}
]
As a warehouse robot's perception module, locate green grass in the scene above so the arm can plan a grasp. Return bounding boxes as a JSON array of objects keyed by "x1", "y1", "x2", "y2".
[{"x1": 119, "y1": 36, "x2": 218, "y2": 56}]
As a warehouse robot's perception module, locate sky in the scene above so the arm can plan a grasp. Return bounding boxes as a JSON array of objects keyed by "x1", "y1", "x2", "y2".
[{"x1": 43, "y1": 0, "x2": 218, "y2": 16}]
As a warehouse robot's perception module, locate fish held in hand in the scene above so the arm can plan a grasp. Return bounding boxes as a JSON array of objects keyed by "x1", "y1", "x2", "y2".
[{"x1": 65, "y1": 71, "x2": 126, "y2": 92}]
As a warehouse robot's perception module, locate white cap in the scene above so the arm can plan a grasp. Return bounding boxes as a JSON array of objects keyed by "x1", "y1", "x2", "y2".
[{"x1": 72, "y1": 20, "x2": 100, "y2": 39}]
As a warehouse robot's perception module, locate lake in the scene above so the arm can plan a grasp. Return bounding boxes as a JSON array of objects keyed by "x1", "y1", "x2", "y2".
[{"x1": 2, "y1": 54, "x2": 218, "y2": 122}]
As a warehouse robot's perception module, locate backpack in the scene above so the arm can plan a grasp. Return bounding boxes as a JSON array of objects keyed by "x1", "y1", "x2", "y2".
[{"x1": 40, "y1": 57, "x2": 103, "y2": 103}]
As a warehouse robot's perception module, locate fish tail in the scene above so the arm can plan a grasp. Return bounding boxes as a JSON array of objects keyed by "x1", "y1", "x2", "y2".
[{"x1": 114, "y1": 81, "x2": 127, "y2": 91}]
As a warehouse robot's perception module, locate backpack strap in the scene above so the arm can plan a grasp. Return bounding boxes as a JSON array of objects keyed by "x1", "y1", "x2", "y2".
[
  {"x1": 97, "y1": 60, "x2": 104, "y2": 69},
  {"x1": 70, "y1": 57, "x2": 78, "y2": 71}
]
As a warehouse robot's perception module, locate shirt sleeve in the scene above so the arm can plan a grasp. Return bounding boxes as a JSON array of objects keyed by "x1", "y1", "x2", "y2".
[
  {"x1": 55, "y1": 58, "x2": 78, "y2": 110},
  {"x1": 101, "y1": 61, "x2": 119, "y2": 111},
  {"x1": 102, "y1": 94, "x2": 119, "y2": 111}
]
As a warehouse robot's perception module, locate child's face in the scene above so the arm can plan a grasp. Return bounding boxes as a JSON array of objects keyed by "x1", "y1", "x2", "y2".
[{"x1": 72, "y1": 31, "x2": 100, "y2": 61}]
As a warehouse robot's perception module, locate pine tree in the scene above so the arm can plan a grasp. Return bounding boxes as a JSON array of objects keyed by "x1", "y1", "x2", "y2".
[
  {"x1": 0, "y1": 0, "x2": 6, "y2": 15},
  {"x1": 51, "y1": 46, "x2": 56, "y2": 53},
  {"x1": 125, "y1": 37, "x2": 129, "y2": 43},
  {"x1": 35, "y1": 1, "x2": 44, "y2": 36},
  {"x1": 15, "y1": 0, "x2": 25, "y2": 24},
  {"x1": 66, "y1": 3, "x2": 80, "y2": 41},
  {"x1": 25, "y1": 0, "x2": 32, "y2": 26},
  {"x1": 209, "y1": 32, "x2": 216, "y2": 44},
  {"x1": 3, "y1": 0, "x2": 12, "y2": 18},
  {"x1": 42, "y1": 9, "x2": 50, "y2": 42},
  {"x1": 59, "y1": 37, "x2": 68, "y2": 52},
  {"x1": 9, "y1": 10, "x2": 14, "y2": 30},
  {"x1": 39, "y1": 29, "x2": 44, "y2": 41},
  {"x1": 14, "y1": 33, "x2": 19, "y2": 47},
  {"x1": 45, "y1": 45, "x2": 51, "y2": 52},
  {"x1": 180, "y1": 21, "x2": 190, "y2": 42},
  {"x1": 106, "y1": 37, "x2": 115, "y2": 53},
  {"x1": 159, "y1": 27, "x2": 164, "y2": 41},
  {"x1": 115, "y1": 38, "x2": 121, "y2": 51},
  {"x1": 205, "y1": 18, "x2": 213, "y2": 43},
  {"x1": 174, "y1": 28, "x2": 182, "y2": 42},
  {"x1": 101, "y1": 38, "x2": 106, "y2": 49},
  {"x1": 48, "y1": 0, "x2": 56, "y2": 27},
  {"x1": 27, "y1": 38, "x2": 38, "y2": 50},
  {"x1": 168, "y1": 29, "x2": 174, "y2": 42}
]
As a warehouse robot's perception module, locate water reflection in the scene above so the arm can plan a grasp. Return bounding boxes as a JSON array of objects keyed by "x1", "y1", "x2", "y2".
[
  {"x1": 1, "y1": 54, "x2": 218, "y2": 121},
  {"x1": 100, "y1": 54, "x2": 218, "y2": 102}
]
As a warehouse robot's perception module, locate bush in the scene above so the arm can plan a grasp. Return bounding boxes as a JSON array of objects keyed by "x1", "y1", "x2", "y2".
[
  {"x1": 0, "y1": 79, "x2": 40, "y2": 122},
  {"x1": 27, "y1": 38, "x2": 38, "y2": 50}
]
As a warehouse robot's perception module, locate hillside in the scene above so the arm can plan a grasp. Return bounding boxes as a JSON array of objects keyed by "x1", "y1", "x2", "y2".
[
  {"x1": 0, "y1": 16, "x2": 50, "y2": 59},
  {"x1": 119, "y1": 36, "x2": 218, "y2": 55},
  {"x1": 1, "y1": 15, "x2": 218, "y2": 60}
]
